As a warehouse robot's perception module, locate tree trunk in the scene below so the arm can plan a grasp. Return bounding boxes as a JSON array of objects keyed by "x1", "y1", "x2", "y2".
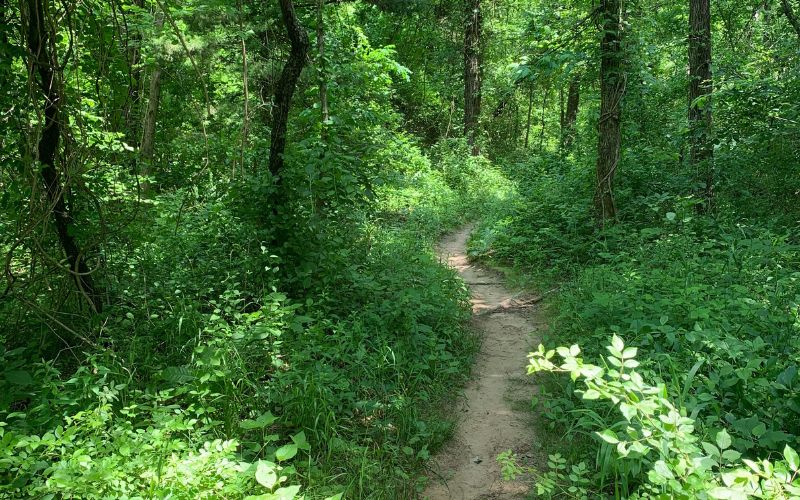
[
  {"x1": 25, "y1": 0, "x2": 101, "y2": 311},
  {"x1": 238, "y1": 0, "x2": 250, "y2": 176},
  {"x1": 0, "y1": 0, "x2": 6, "y2": 48},
  {"x1": 559, "y1": 84, "x2": 565, "y2": 143},
  {"x1": 524, "y1": 84, "x2": 533, "y2": 148},
  {"x1": 464, "y1": 0, "x2": 482, "y2": 155},
  {"x1": 780, "y1": 0, "x2": 800, "y2": 38},
  {"x1": 689, "y1": 0, "x2": 713, "y2": 211},
  {"x1": 562, "y1": 76, "x2": 580, "y2": 150},
  {"x1": 269, "y1": 0, "x2": 310, "y2": 179},
  {"x1": 0, "y1": 0, "x2": 7, "y2": 90},
  {"x1": 317, "y1": 0, "x2": 329, "y2": 127},
  {"x1": 139, "y1": 65, "x2": 161, "y2": 194},
  {"x1": 539, "y1": 87, "x2": 549, "y2": 150},
  {"x1": 595, "y1": 0, "x2": 625, "y2": 224}
]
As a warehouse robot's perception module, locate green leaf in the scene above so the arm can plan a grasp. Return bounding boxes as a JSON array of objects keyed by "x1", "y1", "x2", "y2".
[
  {"x1": 275, "y1": 443, "x2": 298, "y2": 462},
  {"x1": 623, "y1": 359, "x2": 640, "y2": 368},
  {"x1": 240, "y1": 412, "x2": 277, "y2": 430},
  {"x1": 653, "y1": 460, "x2": 674, "y2": 480},
  {"x1": 292, "y1": 431, "x2": 310, "y2": 451},
  {"x1": 596, "y1": 429, "x2": 619, "y2": 444},
  {"x1": 784, "y1": 445, "x2": 799, "y2": 471},
  {"x1": 628, "y1": 441, "x2": 649, "y2": 455},
  {"x1": 708, "y1": 487, "x2": 749, "y2": 500},
  {"x1": 619, "y1": 402, "x2": 636, "y2": 421},
  {"x1": 582, "y1": 389, "x2": 601, "y2": 400},
  {"x1": 666, "y1": 212, "x2": 677, "y2": 221},
  {"x1": 255, "y1": 461, "x2": 278, "y2": 489},
  {"x1": 721, "y1": 450, "x2": 741, "y2": 462},
  {"x1": 716, "y1": 429, "x2": 732, "y2": 450},
  {"x1": 702, "y1": 442, "x2": 720, "y2": 457},
  {"x1": 611, "y1": 335, "x2": 625, "y2": 353},
  {"x1": 742, "y1": 459, "x2": 761, "y2": 474},
  {"x1": 273, "y1": 485, "x2": 301, "y2": 500}
]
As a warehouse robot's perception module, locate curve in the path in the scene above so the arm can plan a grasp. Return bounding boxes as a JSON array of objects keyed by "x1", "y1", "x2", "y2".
[{"x1": 423, "y1": 225, "x2": 543, "y2": 500}]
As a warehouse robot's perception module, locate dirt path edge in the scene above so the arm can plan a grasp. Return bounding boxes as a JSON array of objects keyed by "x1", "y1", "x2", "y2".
[{"x1": 422, "y1": 225, "x2": 543, "y2": 499}]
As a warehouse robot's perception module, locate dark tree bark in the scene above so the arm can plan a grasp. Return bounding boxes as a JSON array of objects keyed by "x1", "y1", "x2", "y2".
[
  {"x1": 463, "y1": 0, "x2": 482, "y2": 155},
  {"x1": 539, "y1": 87, "x2": 549, "y2": 150},
  {"x1": 562, "y1": 76, "x2": 580, "y2": 150},
  {"x1": 138, "y1": 15, "x2": 164, "y2": 196},
  {"x1": 524, "y1": 84, "x2": 533, "y2": 148},
  {"x1": 317, "y1": 0, "x2": 329, "y2": 127},
  {"x1": 689, "y1": 0, "x2": 713, "y2": 211},
  {"x1": 595, "y1": 0, "x2": 625, "y2": 224},
  {"x1": 139, "y1": 65, "x2": 162, "y2": 193},
  {"x1": 0, "y1": 0, "x2": 9, "y2": 58},
  {"x1": 238, "y1": 0, "x2": 250, "y2": 175},
  {"x1": 269, "y1": 0, "x2": 310, "y2": 179},
  {"x1": 780, "y1": 0, "x2": 800, "y2": 38},
  {"x1": 26, "y1": 0, "x2": 101, "y2": 311},
  {"x1": 0, "y1": 0, "x2": 8, "y2": 90}
]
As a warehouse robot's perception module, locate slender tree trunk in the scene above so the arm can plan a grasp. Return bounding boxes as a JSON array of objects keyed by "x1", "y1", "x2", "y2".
[
  {"x1": 315, "y1": 0, "x2": 328, "y2": 214},
  {"x1": 689, "y1": 0, "x2": 713, "y2": 211},
  {"x1": 562, "y1": 76, "x2": 580, "y2": 150},
  {"x1": 559, "y1": 84, "x2": 565, "y2": 143},
  {"x1": 524, "y1": 84, "x2": 533, "y2": 148},
  {"x1": 139, "y1": 13, "x2": 164, "y2": 195},
  {"x1": 595, "y1": 0, "x2": 625, "y2": 224},
  {"x1": 239, "y1": 0, "x2": 250, "y2": 176},
  {"x1": 317, "y1": 0, "x2": 329, "y2": 127},
  {"x1": 26, "y1": 0, "x2": 101, "y2": 311},
  {"x1": 269, "y1": 0, "x2": 310, "y2": 179},
  {"x1": 0, "y1": 0, "x2": 7, "y2": 91},
  {"x1": 139, "y1": 65, "x2": 161, "y2": 194},
  {"x1": 463, "y1": 0, "x2": 482, "y2": 155},
  {"x1": 0, "y1": 0, "x2": 6, "y2": 47},
  {"x1": 780, "y1": 0, "x2": 800, "y2": 38},
  {"x1": 539, "y1": 87, "x2": 549, "y2": 150}
]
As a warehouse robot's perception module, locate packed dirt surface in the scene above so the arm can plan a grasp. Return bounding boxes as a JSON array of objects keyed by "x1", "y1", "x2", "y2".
[{"x1": 423, "y1": 225, "x2": 543, "y2": 499}]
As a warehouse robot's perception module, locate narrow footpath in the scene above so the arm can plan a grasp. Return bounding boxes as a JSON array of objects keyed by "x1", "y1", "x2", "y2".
[{"x1": 424, "y1": 225, "x2": 544, "y2": 499}]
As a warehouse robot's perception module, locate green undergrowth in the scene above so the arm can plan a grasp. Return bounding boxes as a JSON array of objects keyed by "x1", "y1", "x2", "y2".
[
  {"x1": 471, "y1": 153, "x2": 800, "y2": 497},
  {"x1": 0, "y1": 141, "x2": 511, "y2": 499}
]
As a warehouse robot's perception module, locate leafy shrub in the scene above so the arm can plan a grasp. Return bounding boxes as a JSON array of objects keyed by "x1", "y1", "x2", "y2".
[
  {"x1": 0, "y1": 389, "x2": 306, "y2": 499},
  {"x1": 476, "y1": 143, "x2": 800, "y2": 498},
  {"x1": 511, "y1": 336, "x2": 800, "y2": 499}
]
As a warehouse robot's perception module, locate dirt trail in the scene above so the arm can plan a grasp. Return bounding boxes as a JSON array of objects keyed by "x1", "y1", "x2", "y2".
[{"x1": 423, "y1": 225, "x2": 543, "y2": 499}]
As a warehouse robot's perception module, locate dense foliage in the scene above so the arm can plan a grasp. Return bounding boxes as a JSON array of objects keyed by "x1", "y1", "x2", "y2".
[
  {"x1": 468, "y1": 0, "x2": 800, "y2": 497},
  {"x1": 2, "y1": 0, "x2": 799, "y2": 497},
  {"x1": 0, "y1": 0, "x2": 511, "y2": 497}
]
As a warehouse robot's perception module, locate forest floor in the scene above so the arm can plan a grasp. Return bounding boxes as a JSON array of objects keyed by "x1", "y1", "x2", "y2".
[{"x1": 424, "y1": 225, "x2": 544, "y2": 499}]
